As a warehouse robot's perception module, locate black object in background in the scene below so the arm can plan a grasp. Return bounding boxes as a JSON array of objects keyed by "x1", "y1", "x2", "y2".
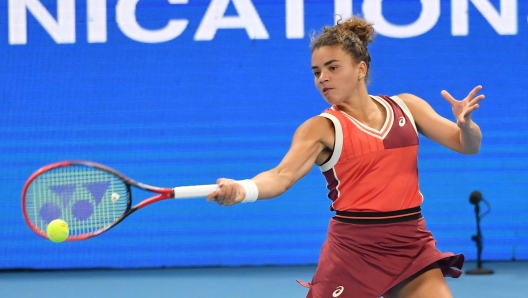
[{"x1": 466, "y1": 191, "x2": 494, "y2": 275}]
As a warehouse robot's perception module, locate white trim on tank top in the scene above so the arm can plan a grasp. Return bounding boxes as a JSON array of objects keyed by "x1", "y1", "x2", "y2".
[{"x1": 317, "y1": 113, "x2": 343, "y2": 172}]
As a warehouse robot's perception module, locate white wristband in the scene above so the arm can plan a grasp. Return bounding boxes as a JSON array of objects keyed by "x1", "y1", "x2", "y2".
[{"x1": 237, "y1": 179, "x2": 259, "y2": 203}]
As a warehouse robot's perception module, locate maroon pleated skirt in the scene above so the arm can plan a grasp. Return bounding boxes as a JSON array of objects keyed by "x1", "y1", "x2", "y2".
[{"x1": 298, "y1": 215, "x2": 464, "y2": 298}]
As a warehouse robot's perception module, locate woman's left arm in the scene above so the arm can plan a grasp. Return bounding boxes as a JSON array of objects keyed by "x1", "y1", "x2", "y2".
[{"x1": 398, "y1": 85, "x2": 484, "y2": 154}]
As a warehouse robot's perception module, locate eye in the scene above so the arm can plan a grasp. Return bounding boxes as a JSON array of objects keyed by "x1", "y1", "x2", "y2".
[
  {"x1": 313, "y1": 71, "x2": 320, "y2": 77},
  {"x1": 329, "y1": 66, "x2": 338, "y2": 71}
]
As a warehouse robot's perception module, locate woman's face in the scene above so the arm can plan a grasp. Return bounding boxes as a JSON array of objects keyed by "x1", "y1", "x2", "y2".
[{"x1": 311, "y1": 45, "x2": 364, "y2": 105}]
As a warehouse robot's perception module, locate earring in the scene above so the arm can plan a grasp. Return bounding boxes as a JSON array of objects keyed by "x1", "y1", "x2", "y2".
[{"x1": 358, "y1": 75, "x2": 364, "y2": 81}]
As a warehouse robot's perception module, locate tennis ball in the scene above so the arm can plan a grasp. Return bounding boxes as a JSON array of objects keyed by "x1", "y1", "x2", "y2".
[{"x1": 47, "y1": 219, "x2": 69, "y2": 243}]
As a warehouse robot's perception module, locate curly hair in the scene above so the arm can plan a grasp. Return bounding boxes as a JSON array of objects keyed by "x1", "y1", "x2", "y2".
[{"x1": 311, "y1": 16, "x2": 376, "y2": 80}]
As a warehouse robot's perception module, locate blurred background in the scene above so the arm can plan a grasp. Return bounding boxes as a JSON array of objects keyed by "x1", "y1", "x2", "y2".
[{"x1": 1, "y1": 0, "x2": 527, "y2": 272}]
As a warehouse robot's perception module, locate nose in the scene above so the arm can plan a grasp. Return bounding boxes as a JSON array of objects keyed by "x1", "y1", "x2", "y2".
[{"x1": 318, "y1": 71, "x2": 329, "y2": 84}]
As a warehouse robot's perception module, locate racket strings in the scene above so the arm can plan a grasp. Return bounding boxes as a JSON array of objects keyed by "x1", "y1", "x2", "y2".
[{"x1": 25, "y1": 165, "x2": 130, "y2": 236}]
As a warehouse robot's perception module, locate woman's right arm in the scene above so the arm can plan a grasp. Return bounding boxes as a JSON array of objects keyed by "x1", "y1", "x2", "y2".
[{"x1": 206, "y1": 116, "x2": 333, "y2": 206}]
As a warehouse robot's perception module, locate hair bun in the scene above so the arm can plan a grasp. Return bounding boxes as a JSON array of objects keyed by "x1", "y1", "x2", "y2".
[{"x1": 338, "y1": 16, "x2": 376, "y2": 46}]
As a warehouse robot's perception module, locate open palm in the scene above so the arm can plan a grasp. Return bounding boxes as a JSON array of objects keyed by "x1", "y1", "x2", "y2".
[{"x1": 441, "y1": 85, "x2": 484, "y2": 128}]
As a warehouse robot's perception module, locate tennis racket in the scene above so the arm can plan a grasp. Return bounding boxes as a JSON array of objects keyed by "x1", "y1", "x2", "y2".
[{"x1": 22, "y1": 160, "x2": 219, "y2": 241}]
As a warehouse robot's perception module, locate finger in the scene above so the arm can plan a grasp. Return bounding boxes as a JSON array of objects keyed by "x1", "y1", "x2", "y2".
[
  {"x1": 216, "y1": 195, "x2": 226, "y2": 205},
  {"x1": 459, "y1": 105, "x2": 480, "y2": 124},
  {"x1": 467, "y1": 85, "x2": 483, "y2": 100},
  {"x1": 441, "y1": 90, "x2": 456, "y2": 105},
  {"x1": 469, "y1": 94, "x2": 485, "y2": 106},
  {"x1": 215, "y1": 179, "x2": 231, "y2": 204},
  {"x1": 209, "y1": 181, "x2": 222, "y2": 204},
  {"x1": 206, "y1": 189, "x2": 220, "y2": 202},
  {"x1": 464, "y1": 104, "x2": 480, "y2": 115},
  {"x1": 206, "y1": 193, "x2": 215, "y2": 202}
]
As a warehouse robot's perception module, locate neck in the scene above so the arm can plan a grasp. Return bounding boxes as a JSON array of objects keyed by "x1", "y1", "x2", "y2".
[{"x1": 335, "y1": 84, "x2": 375, "y2": 116}]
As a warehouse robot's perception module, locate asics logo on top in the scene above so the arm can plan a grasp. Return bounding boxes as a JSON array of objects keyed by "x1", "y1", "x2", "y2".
[
  {"x1": 333, "y1": 286, "x2": 345, "y2": 297},
  {"x1": 399, "y1": 116, "x2": 406, "y2": 127}
]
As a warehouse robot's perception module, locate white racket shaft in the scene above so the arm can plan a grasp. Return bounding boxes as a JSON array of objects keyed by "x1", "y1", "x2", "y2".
[{"x1": 172, "y1": 184, "x2": 219, "y2": 199}]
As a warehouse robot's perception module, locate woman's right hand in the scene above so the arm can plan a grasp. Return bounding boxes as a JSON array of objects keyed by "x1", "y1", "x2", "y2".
[{"x1": 206, "y1": 178, "x2": 245, "y2": 206}]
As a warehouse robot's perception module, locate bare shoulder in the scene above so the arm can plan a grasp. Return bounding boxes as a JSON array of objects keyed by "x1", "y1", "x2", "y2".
[
  {"x1": 396, "y1": 93, "x2": 425, "y2": 107},
  {"x1": 294, "y1": 115, "x2": 335, "y2": 148},
  {"x1": 297, "y1": 115, "x2": 334, "y2": 134},
  {"x1": 396, "y1": 93, "x2": 435, "y2": 115}
]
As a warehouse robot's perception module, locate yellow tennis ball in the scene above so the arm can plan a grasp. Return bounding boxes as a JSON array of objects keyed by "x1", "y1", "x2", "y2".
[{"x1": 47, "y1": 219, "x2": 69, "y2": 243}]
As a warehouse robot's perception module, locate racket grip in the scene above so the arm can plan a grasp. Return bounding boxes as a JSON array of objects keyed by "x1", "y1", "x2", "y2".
[{"x1": 172, "y1": 184, "x2": 219, "y2": 199}]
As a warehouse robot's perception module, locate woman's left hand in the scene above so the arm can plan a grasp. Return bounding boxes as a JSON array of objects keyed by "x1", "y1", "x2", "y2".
[{"x1": 441, "y1": 85, "x2": 484, "y2": 128}]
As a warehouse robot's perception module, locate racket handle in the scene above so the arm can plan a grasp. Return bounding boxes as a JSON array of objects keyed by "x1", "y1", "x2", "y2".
[{"x1": 172, "y1": 184, "x2": 219, "y2": 199}]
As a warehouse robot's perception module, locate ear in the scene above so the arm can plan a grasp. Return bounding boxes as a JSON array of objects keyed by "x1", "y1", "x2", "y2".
[{"x1": 357, "y1": 61, "x2": 367, "y2": 78}]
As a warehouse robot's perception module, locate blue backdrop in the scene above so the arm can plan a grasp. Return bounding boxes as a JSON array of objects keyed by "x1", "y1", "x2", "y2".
[{"x1": 1, "y1": 0, "x2": 527, "y2": 269}]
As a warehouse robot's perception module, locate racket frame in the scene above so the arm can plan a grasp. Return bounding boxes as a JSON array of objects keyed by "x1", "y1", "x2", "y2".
[{"x1": 22, "y1": 160, "x2": 175, "y2": 241}]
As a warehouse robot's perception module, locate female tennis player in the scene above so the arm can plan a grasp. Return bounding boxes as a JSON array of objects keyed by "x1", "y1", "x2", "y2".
[{"x1": 206, "y1": 16, "x2": 483, "y2": 298}]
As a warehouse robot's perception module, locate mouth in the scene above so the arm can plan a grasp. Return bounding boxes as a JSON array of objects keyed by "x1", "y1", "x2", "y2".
[{"x1": 322, "y1": 88, "x2": 332, "y2": 95}]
